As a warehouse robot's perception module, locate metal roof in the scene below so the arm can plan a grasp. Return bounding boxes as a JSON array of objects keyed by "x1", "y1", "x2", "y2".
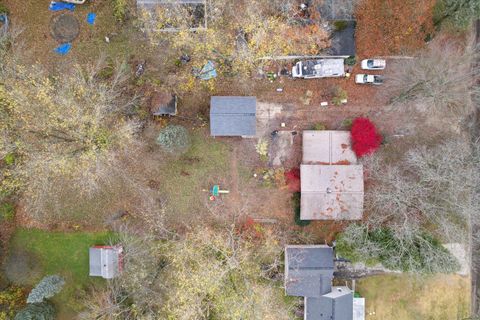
[
  {"x1": 299, "y1": 59, "x2": 345, "y2": 78},
  {"x1": 303, "y1": 131, "x2": 357, "y2": 165},
  {"x1": 89, "y1": 247, "x2": 121, "y2": 279},
  {"x1": 300, "y1": 165, "x2": 364, "y2": 220},
  {"x1": 210, "y1": 96, "x2": 256, "y2": 137}
]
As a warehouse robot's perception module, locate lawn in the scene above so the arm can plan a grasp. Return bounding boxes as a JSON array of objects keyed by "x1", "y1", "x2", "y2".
[
  {"x1": 356, "y1": 274, "x2": 470, "y2": 320},
  {"x1": 5, "y1": 228, "x2": 116, "y2": 318},
  {"x1": 157, "y1": 130, "x2": 231, "y2": 219}
]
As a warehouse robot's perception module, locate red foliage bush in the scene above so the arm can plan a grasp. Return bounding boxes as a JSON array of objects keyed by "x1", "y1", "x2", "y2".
[
  {"x1": 350, "y1": 118, "x2": 382, "y2": 157},
  {"x1": 285, "y1": 168, "x2": 300, "y2": 192}
]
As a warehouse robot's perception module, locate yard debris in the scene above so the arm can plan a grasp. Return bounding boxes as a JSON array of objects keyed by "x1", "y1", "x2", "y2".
[
  {"x1": 194, "y1": 60, "x2": 217, "y2": 80},
  {"x1": 49, "y1": 1, "x2": 75, "y2": 11},
  {"x1": 0, "y1": 13, "x2": 8, "y2": 36},
  {"x1": 135, "y1": 61, "x2": 146, "y2": 78},
  {"x1": 54, "y1": 43, "x2": 72, "y2": 55},
  {"x1": 86, "y1": 12, "x2": 96, "y2": 25}
]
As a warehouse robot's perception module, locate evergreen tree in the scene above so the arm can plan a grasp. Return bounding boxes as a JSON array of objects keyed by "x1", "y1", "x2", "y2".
[{"x1": 26, "y1": 275, "x2": 65, "y2": 304}]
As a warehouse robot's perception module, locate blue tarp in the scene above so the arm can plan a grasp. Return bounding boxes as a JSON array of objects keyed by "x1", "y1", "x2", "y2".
[
  {"x1": 86, "y1": 12, "x2": 96, "y2": 25},
  {"x1": 196, "y1": 60, "x2": 217, "y2": 80},
  {"x1": 54, "y1": 43, "x2": 72, "y2": 55},
  {"x1": 0, "y1": 14, "x2": 8, "y2": 36},
  {"x1": 49, "y1": 1, "x2": 75, "y2": 11}
]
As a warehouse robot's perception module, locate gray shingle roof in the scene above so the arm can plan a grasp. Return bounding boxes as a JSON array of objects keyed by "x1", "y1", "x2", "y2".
[
  {"x1": 285, "y1": 246, "x2": 334, "y2": 297},
  {"x1": 210, "y1": 96, "x2": 256, "y2": 136},
  {"x1": 305, "y1": 287, "x2": 353, "y2": 320}
]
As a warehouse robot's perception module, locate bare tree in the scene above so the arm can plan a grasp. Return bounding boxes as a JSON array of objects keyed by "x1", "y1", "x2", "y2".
[{"x1": 386, "y1": 41, "x2": 479, "y2": 120}]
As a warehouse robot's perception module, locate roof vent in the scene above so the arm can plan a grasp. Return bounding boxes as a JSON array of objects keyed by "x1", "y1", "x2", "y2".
[{"x1": 326, "y1": 187, "x2": 332, "y2": 194}]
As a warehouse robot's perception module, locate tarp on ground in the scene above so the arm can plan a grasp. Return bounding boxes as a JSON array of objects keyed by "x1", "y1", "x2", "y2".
[{"x1": 195, "y1": 60, "x2": 217, "y2": 80}]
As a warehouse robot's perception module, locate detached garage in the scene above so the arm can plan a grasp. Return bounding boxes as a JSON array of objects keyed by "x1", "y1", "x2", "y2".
[{"x1": 210, "y1": 96, "x2": 256, "y2": 137}]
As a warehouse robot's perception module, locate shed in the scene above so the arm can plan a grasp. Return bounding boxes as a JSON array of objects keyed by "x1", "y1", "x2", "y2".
[
  {"x1": 150, "y1": 92, "x2": 177, "y2": 116},
  {"x1": 89, "y1": 246, "x2": 123, "y2": 279},
  {"x1": 210, "y1": 96, "x2": 256, "y2": 137},
  {"x1": 300, "y1": 164, "x2": 363, "y2": 220},
  {"x1": 303, "y1": 131, "x2": 357, "y2": 165}
]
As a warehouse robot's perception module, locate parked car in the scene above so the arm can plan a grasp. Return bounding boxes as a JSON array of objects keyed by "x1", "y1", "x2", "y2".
[
  {"x1": 355, "y1": 74, "x2": 384, "y2": 85},
  {"x1": 361, "y1": 59, "x2": 386, "y2": 70}
]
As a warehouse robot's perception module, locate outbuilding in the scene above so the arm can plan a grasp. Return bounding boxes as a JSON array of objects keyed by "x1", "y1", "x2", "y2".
[
  {"x1": 89, "y1": 246, "x2": 123, "y2": 279},
  {"x1": 210, "y1": 96, "x2": 256, "y2": 137}
]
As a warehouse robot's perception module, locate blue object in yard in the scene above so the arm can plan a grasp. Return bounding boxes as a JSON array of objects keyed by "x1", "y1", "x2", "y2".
[
  {"x1": 0, "y1": 14, "x2": 8, "y2": 36},
  {"x1": 49, "y1": 1, "x2": 75, "y2": 11},
  {"x1": 196, "y1": 60, "x2": 217, "y2": 80},
  {"x1": 54, "y1": 43, "x2": 72, "y2": 55},
  {"x1": 87, "y1": 12, "x2": 96, "y2": 25}
]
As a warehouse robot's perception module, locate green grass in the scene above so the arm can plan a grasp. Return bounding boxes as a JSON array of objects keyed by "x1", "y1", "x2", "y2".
[
  {"x1": 356, "y1": 274, "x2": 470, "y2": 320},
  {"x1": 7, "y1": 228, "x2": 117, "y2": 317},
  {"x1": 158, "y1": 131, "x2": 230, "y2": 217}
]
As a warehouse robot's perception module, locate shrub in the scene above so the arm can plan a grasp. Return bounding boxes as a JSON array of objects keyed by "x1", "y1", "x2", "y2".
[
  {"x1": 345, "y1": 56, "x2": 356, "y2": 66},
  {"x1": 433, "y1": 0, "x2": 480, "y2": 31},
  {"x1": 156, "y1": 125, "x2": 191, "y2": 154},
  {"x1": 4, "y1": 153, "x2": 15, "y2": 165},
  {"x1": 0, "y1": 4, "x2": 9, "y2": 15},
  {"x1": 350, "y1": 117, "x2": 382, "y2": 157},
  {"x1": 26, "y1": 276, "x2": 65, "y2": 304},
  {"x1": 14, "y1": 302, "x2": 55, "y2": 320},
  {"x1": 336, "y1": 225, "x2": 459, "y2": 273},
  {"x1": 312, "y1": 123, "x2": 326, "y2": 130},
  {"x1": 333, "y1": 20, "x2": 348, "y2": 31},
  {"x1": 332, "y1": 87, "x2": 347, "y2": 106},
  {"x1": 292, "y1": 193, "x2": 310, "y2": 227},
  {"x1": 112, "y1": 0, "x2": 127, "y2": 22},
  {"x1": 284, "y1": 168, "x2": 300, "y2": 192},
  {"x1": 255, "y1": 139, "x2": 269, "y2": 161},
  {"x1": 341, "y1": 118, "x2": 353, "y2": 129},
  {"x1": 0, "y1": 286, "x2": 26, "y2": 319},
  {"x1": 0, "y1": 202, "x2": 14, "y2": 221}
]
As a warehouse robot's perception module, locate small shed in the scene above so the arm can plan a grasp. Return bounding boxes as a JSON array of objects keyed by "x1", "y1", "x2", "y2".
[
  {"x1": 89, "y1": 246, "x2": 123, "y2": 279},
  {"x1": 150, "y1": 92, "x2": 177, "y2": 116},
  {"x1": 210, "y1": 96, "x2": 256, "y2": 137}
]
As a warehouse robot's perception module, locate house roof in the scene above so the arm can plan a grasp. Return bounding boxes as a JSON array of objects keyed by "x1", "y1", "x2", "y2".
[
  {"x1": 305, "y1": 287, "x2": 353, "y2": 320},
  {"x1": 89, "y1": 247, "x2": 121, "y2": 279},
  {"x1": 285, "y1": 245, "x2": 334, "y2": 297},
  {"x1": 150, "y1": 92, "x2": 177, "y2": 116},
  {"x1": 210, "y1": 96, "x2": 256, "y2": 137},
  {"x1": 300, "y1": 164, "x2": 364, "y2": 220},
  {"x1": 328, "y1": 21, "x2": 356, "y2": 57},
  {"x1": 303, "y1": 131, "x2": 357, "y2": 165}
]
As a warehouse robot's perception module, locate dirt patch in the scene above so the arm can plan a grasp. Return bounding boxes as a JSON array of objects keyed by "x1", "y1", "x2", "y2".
[
  {"x1": 3, "y1": 249, "x2": 41, "y2": 286},
  {"x1": 269, "y1": 131, "x2": 296, "y2": 167},
  {"x1": 51, "y1": 13, "x2": 80, "y2": 43}
]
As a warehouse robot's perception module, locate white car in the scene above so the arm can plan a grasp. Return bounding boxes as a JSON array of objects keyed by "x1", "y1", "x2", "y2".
[
  {"x1": 361, "y1": 59, "x2": 386, "y2": 70},
  {"x1": 355, "y1": 74, "x2": 384, "y2": 85}
]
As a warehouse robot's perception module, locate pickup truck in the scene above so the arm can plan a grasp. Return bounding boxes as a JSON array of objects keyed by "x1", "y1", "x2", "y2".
[{"x1": 355, "y1": 74, "x2": 384, "y2": 85}]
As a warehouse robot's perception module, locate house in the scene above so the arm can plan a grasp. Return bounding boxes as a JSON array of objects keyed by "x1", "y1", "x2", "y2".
[
  {"x1": 210, "y1": 96, "x2": 256, "y2": 137},
  {"x1": 285, "y1": 245, "x2": 363, "y2": 320},
  {"x1": 89, "y1": 246, "x2": 123, "y2": 279},
  {"x1": 300, "y1": 131, "x2": 364, "y2": 220},
  {"x1": 150, "y1": 92, "x2": 177, "y2": 116},
  {"x1": 292, "y1": 59, "x2": 345, "y2": 79}
]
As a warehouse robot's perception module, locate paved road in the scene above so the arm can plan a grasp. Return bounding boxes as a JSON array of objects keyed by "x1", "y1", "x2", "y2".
[{"x1": 471, "y1": 19, "x2": 480, "y2": 318}]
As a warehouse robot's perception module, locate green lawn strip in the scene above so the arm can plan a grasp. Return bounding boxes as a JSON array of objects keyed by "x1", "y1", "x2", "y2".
[
  {"x1": 8, "y1": 228, "x2": 117, "y2": 314},
  {"x1": 159, "y1": 131, "x2": 230, "y2": 215},
  {"x1": 356, "y1": 274, "x2": 470, "y2": 320}
]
